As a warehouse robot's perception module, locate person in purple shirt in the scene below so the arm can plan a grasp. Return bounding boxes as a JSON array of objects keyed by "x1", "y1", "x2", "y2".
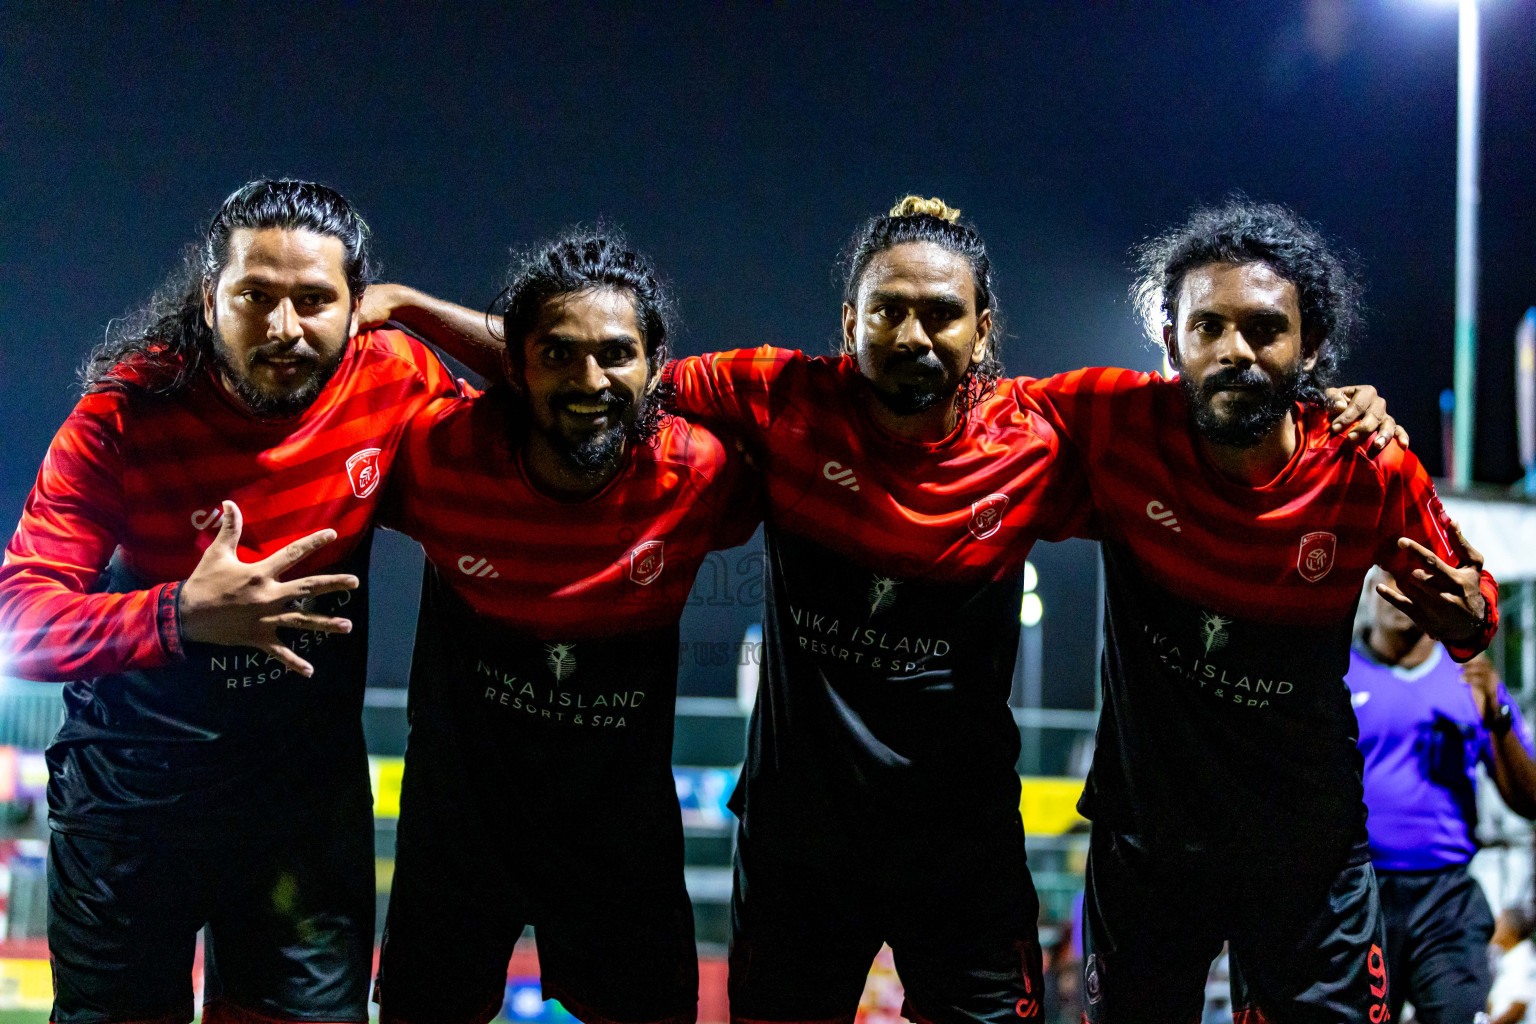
[{"x1": 1347, "y1": 569, "x2": 1536, "y2": 1024}]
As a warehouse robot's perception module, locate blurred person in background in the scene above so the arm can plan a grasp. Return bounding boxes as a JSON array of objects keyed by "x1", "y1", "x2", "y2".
[
  {"x1": 1349, "y1": 573, "x2": 1536, "y2": 1024},
  {"x1": 1490, "y1": 906, "x2": 1536, "y2": 1024}
]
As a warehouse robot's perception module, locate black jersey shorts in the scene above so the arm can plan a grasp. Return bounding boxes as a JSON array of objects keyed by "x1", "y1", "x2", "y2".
[
  {"x1": 1377, "y1": 863, "x2": 1495, "y2": 1024},
  {"x1": 47, "y1": 795, "x2": 375, "y2": 1024},
  {"x1": 727, "y1": 815, "x2": 1046, "y2": 1024},
  {"x1": 373, "y1": 749, "x2": 698, "y2": 1024},
  {"x1": 1082, "y1": 826, "x2": 1390, "y2": 1024}
]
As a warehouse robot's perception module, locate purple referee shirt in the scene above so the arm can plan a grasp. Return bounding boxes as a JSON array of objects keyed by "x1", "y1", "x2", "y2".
[{"x1": 1346, "y1": 639, "x2": 1530, "y2": 871}]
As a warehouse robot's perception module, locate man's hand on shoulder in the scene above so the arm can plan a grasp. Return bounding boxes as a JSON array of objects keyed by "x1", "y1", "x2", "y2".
[
  {"x1": 178, "y1": 501, "x2": 358, "y2": 677},
  {"x1": 1325, "y1": 385, "x2": 1409, "y2": 451}
]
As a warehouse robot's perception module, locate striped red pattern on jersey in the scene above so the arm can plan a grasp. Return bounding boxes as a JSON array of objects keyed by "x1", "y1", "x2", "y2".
[
  {"x1": 0, "y1": 328, "x2": 460, "y2": 681},
  {"x1": 1022, "y1": 366, "x2": 1498, "y2": 652},
  {"x1": 380, "y1": 387, "x2": 760, "y2": 637},
  {"x1": 662, "y1": 346, "x2": 1087, "y2": 579}
]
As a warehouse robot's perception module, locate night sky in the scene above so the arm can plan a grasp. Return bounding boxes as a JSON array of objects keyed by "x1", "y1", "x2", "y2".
[{"x1": 4, "y1": 2, "x2": 1533, "y2": 710}]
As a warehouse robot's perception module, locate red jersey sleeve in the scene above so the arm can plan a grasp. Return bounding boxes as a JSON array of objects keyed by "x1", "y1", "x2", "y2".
[
  {"x1": 660, "y1": 347, "x2": 804, "y2": 444},
  {"x1": 0, "y1": 394, "x2": 182, "y2": 681},
  {"x1": 1372, "y1": 442, "x2": 1499, "y2": 661},
  {"x1": 1017, "y1": 367, "x2": 1161, "y2": 455},
  {"x1": 1013, "y1": 367, "x2": 1161, "y2": 542}
]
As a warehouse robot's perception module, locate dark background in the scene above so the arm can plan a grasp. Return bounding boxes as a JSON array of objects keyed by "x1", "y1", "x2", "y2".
[{"x1": 4, "y1": 1, "x2": 1533, "y2": 708}]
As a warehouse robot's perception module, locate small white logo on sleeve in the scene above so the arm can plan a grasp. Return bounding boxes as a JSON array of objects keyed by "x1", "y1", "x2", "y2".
[
  {"x1": 346, "y1": 448, "x2": 384, "y2": 499},
  {"x1": 1352, "y1": 691, "x2": 1371, "y2": 708},
  {"x1": 457, "y1": 555, "x2": 500, "y2": 579},
  {"x1": 1145, "y1": 500, "x2": 1181, "y2": 532},
  {"x1": 1297, "y1": 531, "x2": 1337, "y2": 582},
  {"x1": 969, "y1": 493, "x2": 1010, "y2": 539},
  {"x1": 629, "y1": 540, "x2": 665, "y2": 586},
  {"x1": 822, "y1": 461, "x2": 860, "y2": 492}
]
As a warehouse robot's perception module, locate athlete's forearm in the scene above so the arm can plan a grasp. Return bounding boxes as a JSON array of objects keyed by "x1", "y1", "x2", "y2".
[
  {"x1": 0, "y1": 568, "x2": 180, "y2": 680},
  {"x1": 1489, "y1": 730, "x2": 1536, "y2": 820},
  {"x1": 364, "y1": 284, "x2": 507, "y2": 382}
]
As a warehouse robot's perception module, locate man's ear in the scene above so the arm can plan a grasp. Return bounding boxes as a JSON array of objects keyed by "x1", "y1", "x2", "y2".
[
  {"x1": 202, "y1": 282, "x2": 216, "y2": 330},
  {"x1": 973, "y1": 308, "x2": 993, "y2": 365},
  {"x1": 1302, "y1": 330, "x2": 1322, "y2": 372},
  {"x1": 501, "y1": 347, "x2": 524, "y2": 397},
  {"x1": 1162, "y1": 323, "x2": 1180, "y2": 369},
  {"x1": 348, "y1": 286, "x2": 364, "y2": 338},
  {"x1": 840, "y1": 302, "x2": 857, "y2": 356}
]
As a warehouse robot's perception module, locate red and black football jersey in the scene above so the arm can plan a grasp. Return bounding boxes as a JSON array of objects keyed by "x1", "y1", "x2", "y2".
[
  {"x1": 1021, "y1": 367, "x2": 1500, "y2": 860},
  {"x1": 378, "y1": 387, "x2": 761, "y2": 829},
  {"x1": 662, "y1": 347, "x2": 1088, "y2": 852},
  {"x1": 0, "y1": 329, "x2": 461, "y2": 841}
]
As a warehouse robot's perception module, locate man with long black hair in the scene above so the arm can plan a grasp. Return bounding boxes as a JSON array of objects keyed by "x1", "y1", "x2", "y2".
[
  {"x1": 0, "y1": 179, "x2": 488, "y2": 1024},
  {"x1": 1020, "y1": 200, "x2": 1499, "y2": 1024},
  {"x1": 362, "y1": 196, "x2": 1404, "y2": 1024},
  {"x1": 369, "y1": 227, "x2": 760, "y2": 1024}
]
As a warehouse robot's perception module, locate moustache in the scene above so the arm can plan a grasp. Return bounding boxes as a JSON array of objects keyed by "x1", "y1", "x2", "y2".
[
  {"x1": 554, "y1": 390, "x2": 631, "y2": 413},
  {"x1": 884, "y1": 350, "x2": 947, "y2": 376},
  {"x1": 1199, "y1": 367, "x2": 1274, "y2": 397},
  {"x1": 250, "y1": 342, "x2": 322, "y2": 366}
]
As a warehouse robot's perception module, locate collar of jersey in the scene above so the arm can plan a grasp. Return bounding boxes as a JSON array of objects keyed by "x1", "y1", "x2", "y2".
[
  {"x1": 511, "y1": 436, "x2": 639, "y2": 507},
  {"x1": 851, "y1": 380, "x2": 970, "y2": 454},
  {"x1": 1187, "y1": 400, "x2": 1313, "y2": 496},
  {"x1": 1352, "y1": 634, "x2": 1446, "y2": 681}
]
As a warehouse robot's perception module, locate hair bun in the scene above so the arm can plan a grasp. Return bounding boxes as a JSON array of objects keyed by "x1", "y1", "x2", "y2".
[{"x1": 889, "y1": 195, "x2": 961, "y2": 222}]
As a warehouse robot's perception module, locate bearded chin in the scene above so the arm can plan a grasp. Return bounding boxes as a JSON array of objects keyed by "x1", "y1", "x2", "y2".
[
  {"x1": 871, "y1": 379, "x2": 954, "y2": 416},
  {"x1": 542, "y1": 390, "x2": 651, "y2": 474},
  {"x1": 1184, "y1": 367, "x2": 1305, "y2": 448},
  {"x1": 210, "y1": 326, "x2": 343, "y2": 419}
]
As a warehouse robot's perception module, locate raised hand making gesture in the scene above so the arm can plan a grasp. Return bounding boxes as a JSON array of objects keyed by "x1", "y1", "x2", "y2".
[
  {"x1": 177, "y1": 501, "x2": 359, "y2": 677},
  {"x1": 1376, "y1": 520, "x2": 1489, "y2": 644}
]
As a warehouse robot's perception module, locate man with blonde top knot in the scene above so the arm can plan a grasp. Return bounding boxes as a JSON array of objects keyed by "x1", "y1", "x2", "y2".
[{"x1": 362, "y1": 196, "x2": 1403, "y2": 1024}]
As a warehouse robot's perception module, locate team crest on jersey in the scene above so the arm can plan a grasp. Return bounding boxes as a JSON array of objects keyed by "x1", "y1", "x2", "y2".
[
  {"x1": 346, "y1": 448, "x2": 383, "y2": 499},
  {"x1": 969, "y1": 493, "x2": 1010, "y2": 540},
  {"x1": 1296, "y1": 531, "x2": 1337, "y2": 583},
  {"x1": 629, "y1": 540, "x2": 665, "y2": 586},
  {"x1": 546, "y1": 643, "x2": 577, "y2": 682}
]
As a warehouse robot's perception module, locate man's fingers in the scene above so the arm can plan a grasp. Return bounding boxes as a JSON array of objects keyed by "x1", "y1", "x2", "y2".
[
  {"x1": 262, "y1": 643, "x2": 314, "y2": 678},
  {"x1": 1327, "y1": 386, "x2": 1377, "y2": 435},
  {"x1": 1370, "y1": 415, "x2": 1398, "y2": 451},
  {"x1": 212, "y1": 500, "x2": 242, "y2": 549},
  {"x1": 1397, "y1": 536, "x2": 1451, "y2": 573},
  {"x1": 263, "y1": 612, "x2": 353, "y2": 635},
  {"x1": 262, "y1": 529, "x2": 340, "y2": 575},
  {"x1": 277, "y1": 574, "x2": 360, "y2": 601},
  {"x1": 1375, "y1": 582, "x2": 1420, "y2": 620},
  {"x1": 1392, "y1": 422, "x2": 1410, "y2": 449},
  {"x1": 1444, "y1": 519, "x2": 1485, "y2": 569}
]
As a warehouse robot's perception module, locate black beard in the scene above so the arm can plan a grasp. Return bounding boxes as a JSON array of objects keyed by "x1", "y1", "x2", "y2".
[
  {"x1": 1183, "y1": 363, "x2": 1306, "y2": 448},
  {"x1": 870, "y1": 351, "x2": 957, "y2": 415},
  {"x1": 210, "y1": 332, "x2": 344, "y2": 418},
  {"x1": 540, "y1": 389, "x2": 648, "y2": 475},
  {"x1": 871, "y1": 381, "x2": 951, "y2": 415}
]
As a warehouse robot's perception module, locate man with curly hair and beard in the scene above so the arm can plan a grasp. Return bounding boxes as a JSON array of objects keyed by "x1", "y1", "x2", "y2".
[
  {"x1": 363, "y1": 197, "x2": 1408, "y2": 1024},
  {"x1": 1018, "y1": 200, "x2": 1499, "y2": 1024},
  {"x1": 0, "y1": 179, "x2": 501, "y2": 1024},
  {"x1": 367, "y1": 228, "x2": 761, "y2": 1024}
]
